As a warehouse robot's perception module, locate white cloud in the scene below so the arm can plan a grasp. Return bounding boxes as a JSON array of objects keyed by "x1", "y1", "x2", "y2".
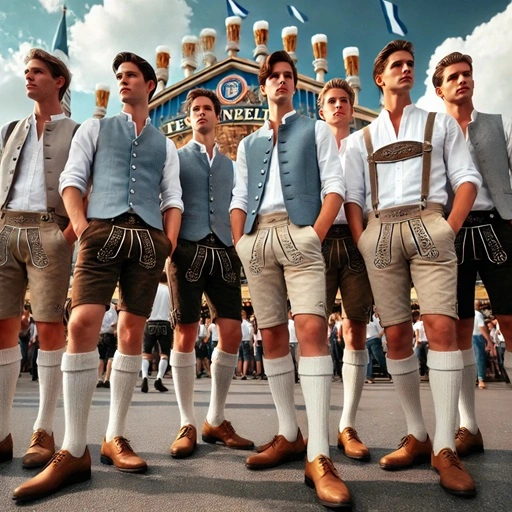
[
  {"x1": 417, "y1": 3, "x2": 512, "y2": 117},
  {"x1": 68, "y1": 0, "x2": 192, "y2": 96},
  {"x1": 38, "y1": 0, "x2": 62, "y2": 13}
]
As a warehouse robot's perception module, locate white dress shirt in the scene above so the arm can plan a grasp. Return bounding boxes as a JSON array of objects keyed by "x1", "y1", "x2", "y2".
[
  {"x1": 100, "y1": 303, "x2": 118, "y2": 335},
  {"x1": 1, "y1": 113, "x2": 66, "y2": 212},
  {"x1": 473, "y1": 310, "x2": 486, "y2": 336},
  {"x1": 344, "y1": 104, "x2": 481, "y2": 211},
  {"x1": 59, "y1": 112, "x2": 183, "y2": 213},
  {"x1": 189, "y1": 139, "x2": 236, "y2": 179},
  {"x1": 230, "y1": 110, "x2": 344, "y2": 214},
  {"x1": 241, "y1": 319, "x2": 254, "y2": 341},
  {"x1": 467, "y1": 110, "x2": 512, "y2": 211},
  {"x1": 333, "y1": 138, "x2": 348, "y2": 225},
  {"x1": 366, "y1": 317, "x2": 382, "y2": 340}
]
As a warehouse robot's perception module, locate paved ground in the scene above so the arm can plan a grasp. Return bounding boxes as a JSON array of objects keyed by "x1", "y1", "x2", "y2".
[{"x1": 1, "y1": 373, "x2": 511, "y2": 511}]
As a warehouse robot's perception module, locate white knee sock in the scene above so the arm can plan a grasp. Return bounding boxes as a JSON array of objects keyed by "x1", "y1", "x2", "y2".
[
  {"x1": 157, "y1": 358, "x2": 168, "y2": 380},
  {"x1": 33, "y1": 348, "x2": 64, "y2": 434},
  {"x1": 428, "y1": 350, "x2": 463, "y2": 455},
  {"x1": 141, "y1": 358, "x2": 150, "y2": 379},
  {"x1": 263, "y1": 354, "x2": 298, "y2": 442},
  {"x1": 339, "y1": 349, "x2": 368, "y2": 432},
  {"x1": 206, "y1": 349, "x2": 237, "y2": 427},
  {"x1": 170, "y1": 350, "x2": 196, "y2": 427},
  {"x1": 105, "y1": 351, "x2": 141, "y2": 442},
  {"x1": 387, "y1": 355, "x2": 428, "y2": 442},
  {"x1": 61, "y1": 351, "x2": 98, "y2": 458},
  {"x1": 0, "y1": 346, "x2": 22, "y2": 440},
  {"x1": 504, "y1": 350, "x2": 512, "y2": 374},
  {"x1": 299, "y1": 356, "x2": 332, "y2": 462},
  {"x1": 458, "y1": 348, "x2": 478, "y2": 434}
]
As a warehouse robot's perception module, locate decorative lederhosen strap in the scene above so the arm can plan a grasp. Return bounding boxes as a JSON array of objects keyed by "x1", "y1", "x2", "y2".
[
  {"x1": 362, "y1": 112, "x2": 436, "y2": 216},
  {"x1": 185, "y1": 239, "x2": 237, "y2": 284}
]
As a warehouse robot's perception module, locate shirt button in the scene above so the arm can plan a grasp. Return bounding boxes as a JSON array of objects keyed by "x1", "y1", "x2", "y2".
[
  {"x1": 132, "y1": 165, "x2": 136, "y2": 170},
  {"x1": 130, "y1": 189, "x2": 135, "y2": 194}
]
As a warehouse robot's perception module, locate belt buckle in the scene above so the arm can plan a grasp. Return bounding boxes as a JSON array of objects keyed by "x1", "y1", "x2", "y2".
[{"x1": 40, "y1": 213, "x2": 50, "y2": 222}]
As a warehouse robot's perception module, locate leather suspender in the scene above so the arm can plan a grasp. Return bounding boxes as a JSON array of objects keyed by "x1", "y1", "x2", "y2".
[{"x1": 363, "y1": 112, "x2": 437, "y2": 215}]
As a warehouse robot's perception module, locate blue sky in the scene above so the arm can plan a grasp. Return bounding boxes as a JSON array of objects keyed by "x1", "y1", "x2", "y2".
[{"x1": 0, "y1": 0, "x2": 511, "y2": 126}]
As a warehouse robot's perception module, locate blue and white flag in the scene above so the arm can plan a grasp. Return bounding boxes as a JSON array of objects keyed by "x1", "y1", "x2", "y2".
[
  {"x1": 380, "y1": 0, "x2": 407, "y2": 37},
  {"x1": 287, "y1": 5, "x2": 308, "y2": 23},
  {"x1": 52, "y1": 5, "x2": 69, "y2": 59},
  {"x1": 226, "y1": 0, "x2": 249, "y2": 18}
]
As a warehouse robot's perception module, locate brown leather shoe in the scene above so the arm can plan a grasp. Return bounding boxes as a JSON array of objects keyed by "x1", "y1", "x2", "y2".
[
  {"x1": 304, "y1": 455, "x2": 352, "y2": 509},
  {"x1": 100, "y1": 437, "x2": 147, "y2": 473},
  {"x1": 338, "y1": 427, "x2": 370, "y2": 461},
  {"x1": 431, "y1": 448, "x2": 476, "y2": 497},
  {"x1": 0, "y1": 433, "x2": 13, "y2": 463},
  {"x1": 170, "y1": 425, "x2": 197, "y2": 459},
  {"x1": 202, "y1": 420, "x2": 254, "y2": 450},
  {"x1": 455, "y1": 428, "x2": 484, "y2": 458},
  {"x1": 22, "y1": 429, "x2": 55, "y2": 469},
  {"x1": 12, "y1": 448, "x2": 91, "y2": 502},
  {"x1": 380, "y1": 434, "x2": 432, "y2": 470},
  {"x1": 246, "y1": 429, "x2": 306, "y2": 469}
]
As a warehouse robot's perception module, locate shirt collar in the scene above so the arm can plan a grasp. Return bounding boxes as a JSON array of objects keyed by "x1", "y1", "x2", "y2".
[
  {"x1": 120, "y1": 111, "x2": 151, "y2": 125},
  {"x1": 190, "y1": 138, "x2": 219, "y2": 157},
  {"x1": 262, "y1": 109, "x2": 297, "y2": 132},
  {"x1": 31, "y1": 112, "x2": 67, "y2": 125}
]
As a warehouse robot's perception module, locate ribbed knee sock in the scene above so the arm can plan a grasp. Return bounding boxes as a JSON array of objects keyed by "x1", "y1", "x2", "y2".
[
  {"x1": 299, "y1": 356, "x2": 332, "y2": 462},
  {"x1": 141, "y1": 358, "x2": 150, "y2": 379},
  {"x1": 428, "y1": 350, "x2": 463, "y2": 455},
  {"x1": 170, "y1": 350, "x2": 196, "y2": 427},
  {"x1": 206, "y1": 348, "x2": 237, "y2": 427},
  {"x1": 33, "y1": 348, "x2": 64, "y2": 434},
  {"x1": 61, "y1": 351, "x2": 98, "y2": 457},
  {"x1": 157, "y1": 358, "x2": 168, "y2": 380},
  {"x1": 339, "y1": 349, "x2": 368, "y2": 432},
  {"x1": 458, "y1": 348, "x2": 479, "y2": 434},
  {"x1": 263, "y1": 354, "x2": 298, "y2": 442},
  {"x1": 387, "y1": 355, "x2": 428, "y2": 442},
  {"x1": 0, "y1": 346, "x2": 22, "y2": 440},
  {"x1": 105, "y1": 351, "x2": 141, "y2": 442}
]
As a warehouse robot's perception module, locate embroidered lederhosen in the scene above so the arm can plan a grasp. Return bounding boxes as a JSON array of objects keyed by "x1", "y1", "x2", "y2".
[
  {"x1": 362, "y1": 112, "x2": 440, "y2": 269},
  {"x1": 323, "y1": 224, "x2": 366, "y2": 273},
  {"x1": 184, "y1": 233, "x2": 237, "y2": 284}
]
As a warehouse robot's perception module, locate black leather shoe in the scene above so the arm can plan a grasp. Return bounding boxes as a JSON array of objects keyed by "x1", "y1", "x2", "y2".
[
  {"x1": 154, "y1": 378, "x2": 168, "y2": 392},
  {"x1": 141, "y1": 377, "x2": 148, "y2": 393}
]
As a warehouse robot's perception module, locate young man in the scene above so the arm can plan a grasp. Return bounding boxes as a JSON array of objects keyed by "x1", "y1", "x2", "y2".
[
  {"x1": 13, "y1": 52, "x2": 183, "y2": 502},
  {"x1": 318, "y1": 78, "x2": 373, "y2": 461},
  {"x1": 344, "y1": 40, "x2": 482, "y2": 497},
  {"x1": 433, "y1": 51, "x2": 512, "y2": 456},
  {"x1": 231, "y1": 51, "x2": 351, "y2": 509},
  {"x1": 0, "y1": 48, "x2": 77, "y2": 469},
  {"x1": 167, "y1": 88, "x2": 253, "y2": 459}
]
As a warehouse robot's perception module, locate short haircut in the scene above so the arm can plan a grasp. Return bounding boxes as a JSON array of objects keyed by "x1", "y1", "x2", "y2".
[
  {"x1": 317, "y1": 78, "x2": 355, "y2": 109},
  {"x1": 112, "y1": 52, "x2": 157, "y2": 100},
  {"x1": 373, "y1": 40, "x2": 414, "y2": 90},
  {"x1": 24, "y1": 48, "x2": 71, "y2": 101},
  {"x1": 432, "y1": 52, "x2": 473, "y2": 88},
  {"x1": 185, "y1": 88, "x2": 221, "y2": 117},
  {"x1": 258, "y1": 50, "x2": 298, "y2": 88}
]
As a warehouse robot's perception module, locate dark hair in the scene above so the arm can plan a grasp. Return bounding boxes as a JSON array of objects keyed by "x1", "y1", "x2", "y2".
[
  {"x1": 112, "y1": 52, "x2": 157, "y2": 100},
  {"x1": 317, "y1": 78, "x2": 355, "y2": 109},
  {"x1": 373, "y1": 40, "x2": 414, "y2": 91},
  {"x1": 432, "y1": 52, "x2": 473, "y2": 88},
  {"x1": 258, "y1": 50, "x2": 298, "y2": 88},
  {"x1": 24, "y1": 48, "x2": 71, "y2": 101},
  {"x1": 185, "y1": 88, "x2": 221, "y2": 117}
]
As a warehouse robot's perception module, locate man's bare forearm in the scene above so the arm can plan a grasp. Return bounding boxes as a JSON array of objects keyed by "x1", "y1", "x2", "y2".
[
  {"x1": 163, "y1": 207, "x2": 182, "y2": 256},
  {"x1": 345, "y1": 202, "x2": 365, "y2": 245},
  {"x1": 230, "y1": 208, "x2": 247, "y2": 246},
  {"x1": 62, "y1": 186, "x2": 89, "y2": 238},
  {"x1": 313, "y1": 192, "x2": 343, "y2": 242}
]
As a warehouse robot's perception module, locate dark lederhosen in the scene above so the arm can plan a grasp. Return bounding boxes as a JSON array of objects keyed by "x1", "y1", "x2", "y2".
[
  {"x1": 97, "y1": 332, "x2": 117, "y2": 360},
  {"x1": 456, "y1": 209, "x2": 512, "y2": 318},
  {"x1": 143, "y1": 320, "x2": 172, "y2": 357},
  {"x1": 168, "y1": 232, "x2": 242, "y2": 326}
]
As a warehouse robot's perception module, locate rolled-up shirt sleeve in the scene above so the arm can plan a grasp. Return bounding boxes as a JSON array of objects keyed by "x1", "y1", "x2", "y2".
[
  {"x1": 315, "y1": 121, "x2": 344, "y2": 199},
  {"x1": 343, "y1": 132, "x2": 366, "y2": 208},
  {"x1": 160, "y1": 139, "x2": 184, "y2": 213},
  {"x1": 444, "y1": 115, "x2": 482, "y2": 193},
  {"x1": 230, "y1": 139, "x2": 249, "y2": 213},
  {"x1": 58, "y1": 118, "x2": 99, "y2": 197}
]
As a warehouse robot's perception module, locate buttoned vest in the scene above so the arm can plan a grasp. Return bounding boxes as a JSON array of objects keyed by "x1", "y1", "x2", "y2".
[
  {"x1": 0, "y1": 116, "x2": 78, "y2": 217},
  {"x1": 87, "y1": 115, "x2": 167, "y2": 230},
  {"x1": 243, "y1": 113, "x2": 321, "y2": 233},
  {"x1": 468, "y1": 113, "x2": 512, "y2": 220},
  {"x1": 178, "y1": 142, "x2": 234, "y2": 246}
]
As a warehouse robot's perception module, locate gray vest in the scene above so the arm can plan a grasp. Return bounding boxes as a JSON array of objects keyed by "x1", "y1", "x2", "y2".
[
  {"x1": 0, "y1": 115, "x2": 78, "y2": 217},
  {"x1": 468, "y1": 112, "x2": 512, "y2": 220},
  {"x1": 178, "y1": 142, "x2": 234, "y2": 246},
  {"x1": 87, "y1": 115, "x2": 167, "y2": 230},
  {"x1": 243, "y1": 113, "x2": 321, "y2": 233}
]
